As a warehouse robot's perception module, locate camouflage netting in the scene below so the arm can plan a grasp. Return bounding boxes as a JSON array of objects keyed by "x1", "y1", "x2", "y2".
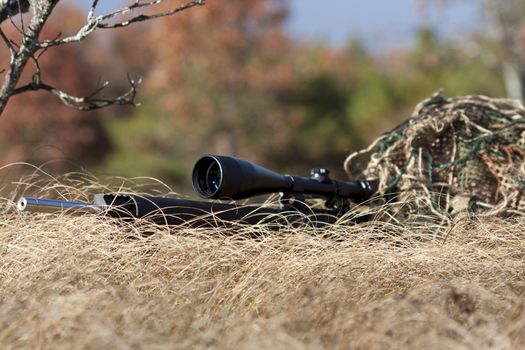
[{"x1": 344, "y1": 91, "x2": 525, "y2": 221}]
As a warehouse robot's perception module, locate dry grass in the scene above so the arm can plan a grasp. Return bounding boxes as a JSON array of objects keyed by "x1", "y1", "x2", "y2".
[
  {"x1": 0, "y1": 172, "x2": 524, "y2": 349},
  {"x1": 0, "y1": 206, "x2": 523, "y2": 349}
]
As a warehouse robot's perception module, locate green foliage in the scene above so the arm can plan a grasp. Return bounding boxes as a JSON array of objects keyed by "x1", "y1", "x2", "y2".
[{"x1": 100, "y1": 105, "x2": 188, "y2": 187}]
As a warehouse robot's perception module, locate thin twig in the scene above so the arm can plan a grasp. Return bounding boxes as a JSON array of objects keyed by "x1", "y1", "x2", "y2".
[
  {"x1": 38, "y1": 0, "x2": 205, "y2": 48},
  {"x1": 11, "y1": 74, "x2": 142, "y2": 111}
]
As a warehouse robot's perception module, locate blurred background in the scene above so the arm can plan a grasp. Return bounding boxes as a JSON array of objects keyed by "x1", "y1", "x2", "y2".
[{"x1": 1, "y1": 0, "x2": 523, "y2": 193}]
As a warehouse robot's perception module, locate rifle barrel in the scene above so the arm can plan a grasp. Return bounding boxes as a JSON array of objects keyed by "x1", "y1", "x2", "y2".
[{"x1": 17, "y1": 197, "x2": 104, "y2": 214}]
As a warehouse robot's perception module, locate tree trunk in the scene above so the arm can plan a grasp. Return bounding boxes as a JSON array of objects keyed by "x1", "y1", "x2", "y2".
[
  {"x1": 0, "y1": 1, "x2": 57, "y2": 115},
  {"x1": 484, "y1": 0, "x2": 525, "y2": 102}
]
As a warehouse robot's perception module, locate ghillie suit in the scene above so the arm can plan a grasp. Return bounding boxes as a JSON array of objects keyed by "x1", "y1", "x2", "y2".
[{"x1": 344, "y1": 92, "x2": 525, "y2": 222}]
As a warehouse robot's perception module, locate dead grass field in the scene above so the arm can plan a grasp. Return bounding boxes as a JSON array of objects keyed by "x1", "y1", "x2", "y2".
[{"x1": 0, "y1": 195, "x2": 524, "y2": 350}]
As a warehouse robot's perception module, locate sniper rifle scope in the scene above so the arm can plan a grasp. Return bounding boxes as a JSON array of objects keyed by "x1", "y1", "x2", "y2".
[{"x1": 192, "y1": 155, "x2": 377, "y2": 207}]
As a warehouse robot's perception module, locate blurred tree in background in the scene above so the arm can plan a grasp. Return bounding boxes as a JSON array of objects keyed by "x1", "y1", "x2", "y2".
[
  {"x1": 481, "y1": 0, "x2": 525, "y2": 100},
  {"x1": 103, "y1": 0, "x2": 299, "y2": 182},
  {"x1": 103, "y1": 0, "x2": 504, "y2": 185},
  {"x1": 430, "y1": 0, "x2": 525, "y2": 100},
  {"x1": 0, "y1": 5, "x2": 111, "y2": 168},
  {"x1": 0, "y1": 0, "x2": 510, "y2": 190}
]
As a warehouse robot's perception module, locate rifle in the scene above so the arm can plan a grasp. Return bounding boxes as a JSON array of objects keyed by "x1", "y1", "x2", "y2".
[{"x1": 17, "y1": 155, "x2": 378, "y2": 228}]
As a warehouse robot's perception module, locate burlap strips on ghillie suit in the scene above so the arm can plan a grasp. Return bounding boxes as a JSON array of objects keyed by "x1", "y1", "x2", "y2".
[{"x1": 344, "y1": 92, "x2": 525, "y2": 221}]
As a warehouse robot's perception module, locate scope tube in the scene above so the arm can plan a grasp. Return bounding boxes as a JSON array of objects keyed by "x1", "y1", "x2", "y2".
[
  {"x1": 192, "y1": 154, "x2": 377, "y2": 202},
  {"x1": 192, "y1": 155, "x2": 294, "y2": 199}
]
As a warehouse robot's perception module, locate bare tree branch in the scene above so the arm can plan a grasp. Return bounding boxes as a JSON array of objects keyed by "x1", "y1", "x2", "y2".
[
  {"x1": 0, "y1": 0, "x2": 57, "y2": 115},
  {"x1": 38, "y1": 0, "x2": 204, "y2": 48},
  {"x1": 12, "y1": 74, "x2": 142, "y2": 111},
  {"x1": 0, "y1": 26, "x2": 16, "y2": 56},
  {"x1": 0, "y1": 0, "x2": 30, "y2": 23},
  {"x1": 98, "y1": 0, "x2": 205, "y2": 29},
  {"x1": 0, "y1": 0, "x2": 205, "y2": 116}
]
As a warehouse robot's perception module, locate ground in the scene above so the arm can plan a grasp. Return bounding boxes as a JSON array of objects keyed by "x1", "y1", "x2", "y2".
[{"x1": 1, "y1": 207, "x2": 524, "y2": 349}]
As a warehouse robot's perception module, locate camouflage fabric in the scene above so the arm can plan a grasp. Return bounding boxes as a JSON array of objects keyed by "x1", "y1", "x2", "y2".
[{"x1": 344, "y1": 91, "x2": 525, "y2": 221}]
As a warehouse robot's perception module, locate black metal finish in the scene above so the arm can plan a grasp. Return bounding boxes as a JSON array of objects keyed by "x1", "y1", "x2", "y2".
[
  {"x1": 18, "y1": 154, "x2": 379, "y2": 228},
  {"x1": 192, "y1": 155, "x2": 378, "y2": 205},
  {"x1": 107, "y1": 195, "x2": 342, "y2": 228}
]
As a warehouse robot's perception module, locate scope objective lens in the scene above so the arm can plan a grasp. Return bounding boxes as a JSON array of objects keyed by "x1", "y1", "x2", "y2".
[
  {"x1": 205, "y1": 162, "x2": 221, "y2": 194},
  {"x1": 193, "y1": 156, "x2": 224, "y2": 198}
]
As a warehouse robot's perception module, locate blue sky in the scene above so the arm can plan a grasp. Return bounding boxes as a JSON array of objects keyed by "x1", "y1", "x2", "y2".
[
  {"x1": 77, "y1": 0, "x2": 484, "y2": 52},
  {"x1": 286, "y1": 0, "x2": 484, "y2": 51}
]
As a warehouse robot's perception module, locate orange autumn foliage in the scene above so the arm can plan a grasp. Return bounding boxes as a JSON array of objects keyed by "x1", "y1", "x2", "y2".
[{"x1": 0, "y1": 5, "x2": 111, "y2": 169}]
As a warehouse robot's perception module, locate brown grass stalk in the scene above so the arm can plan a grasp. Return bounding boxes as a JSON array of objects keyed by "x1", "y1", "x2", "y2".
[{"x1": 0, "y1": 171, "x2": 524, "y2": 349}]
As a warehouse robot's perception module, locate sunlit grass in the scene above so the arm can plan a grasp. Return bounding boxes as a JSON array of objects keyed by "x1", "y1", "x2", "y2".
[{"x1": 1, "y1": 175, "x2": 524, "y2": 349}]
